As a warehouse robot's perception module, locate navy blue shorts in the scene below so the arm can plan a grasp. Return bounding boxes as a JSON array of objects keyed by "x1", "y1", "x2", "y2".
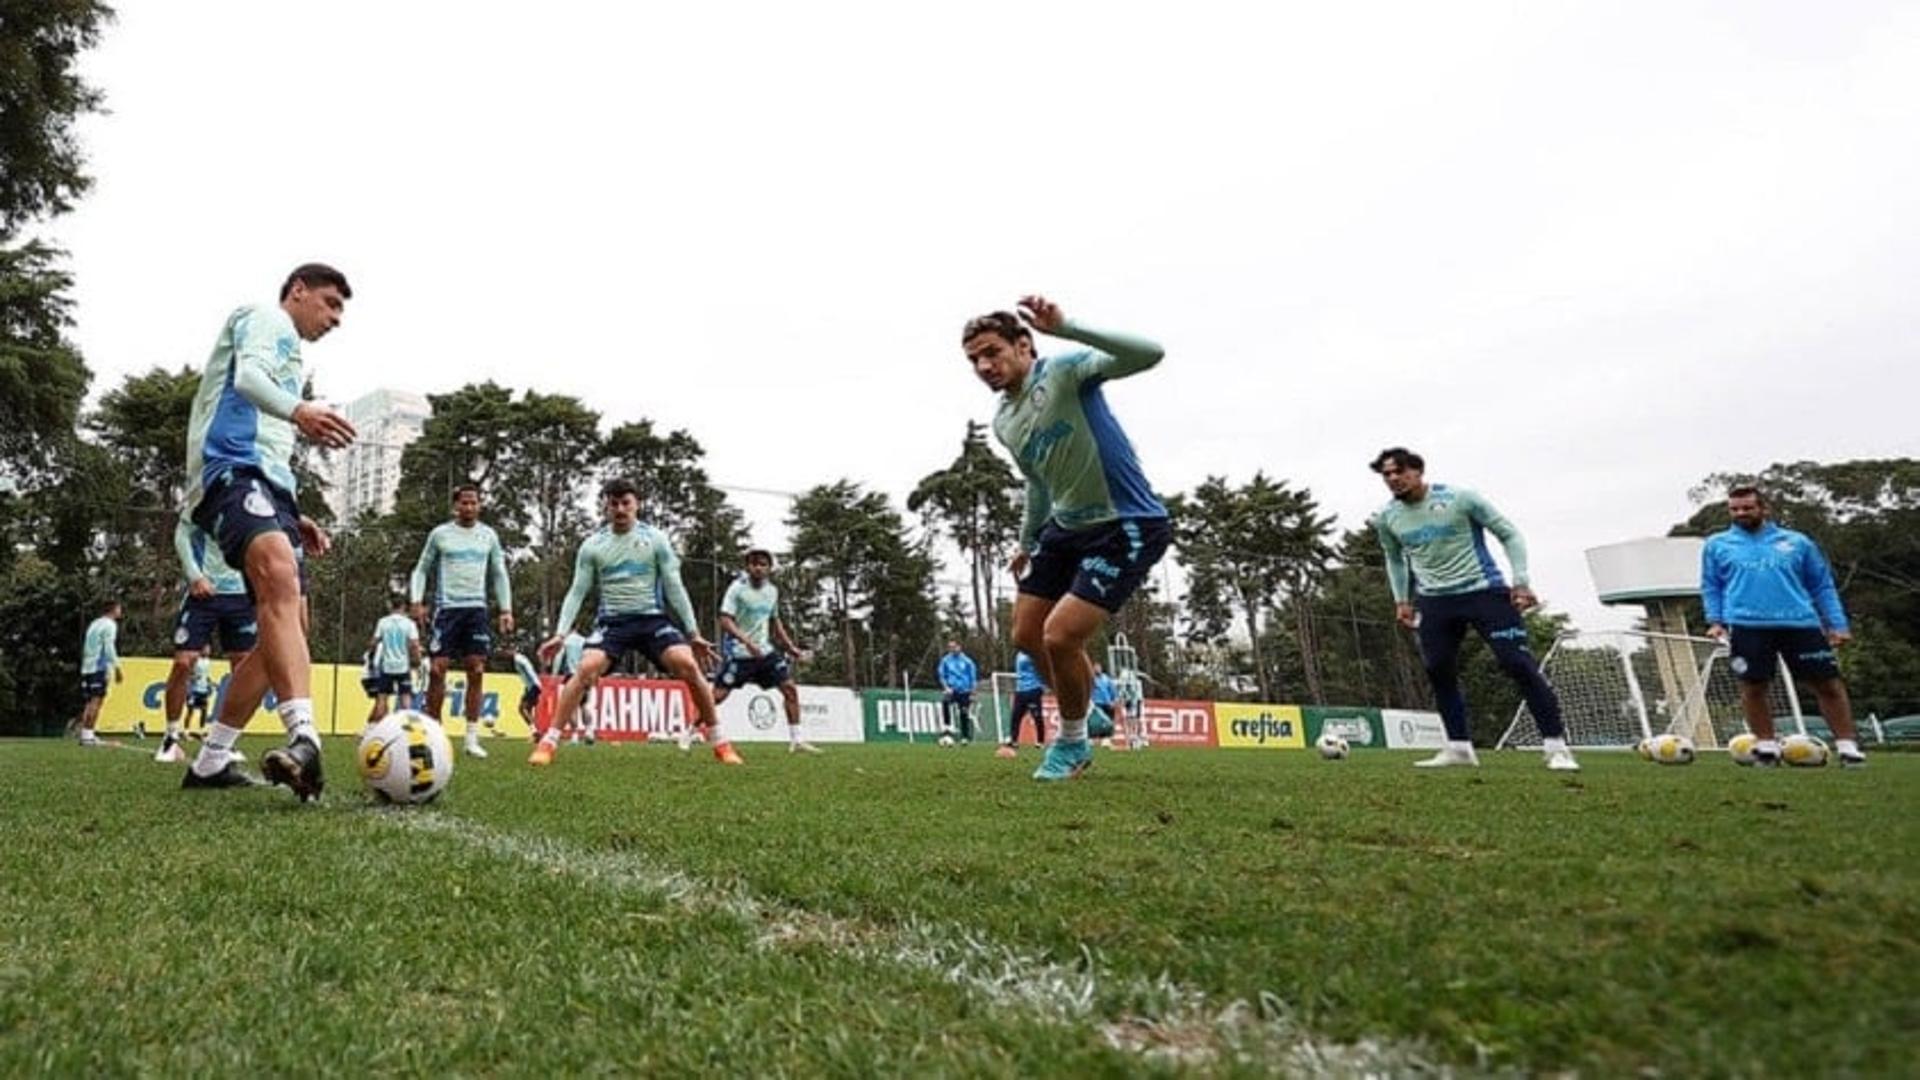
[
  {"x1": 717, "y1": 651, "x2": 792, "y2": 690},
  {"x1": 190, "y1": 467, "x2": 304, "y2": 592},
  {"x1": 1729, "y1": 626, "x2": 1841, "y2": 684},
  {"x1": 429, "y1": 608, "x2": 492, "y2": 660},
  {"x1": 187, "y1": 690, "x2": 211, "y2": 709},
  {"x1": 80, "y1": 673, "x2": 109, "y2": 701},
  {"x1": 173, "y1": 593, "x2": 258, "y2": 654},
  {"x1": 586, "y1": 613, "x2": 687, "y2": 670},
  {"x1": 1019, "y1": 517, "x2": 1171, "y2": 613},
  {"x1": 944, "y1": 690, "x2": 973, "y2": 712},
  {"x1": 364, "y1": 673, "x2": 413, "y2": 697},
  {"x1": 1010, "y1": 689, "x2": 1045, "y2": 722}
]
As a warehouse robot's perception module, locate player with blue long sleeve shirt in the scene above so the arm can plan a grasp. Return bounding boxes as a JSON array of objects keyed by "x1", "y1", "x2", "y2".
[
  {"x1": 938, "y1": 642, "x2": 979, "y2": 743},
  {"x1": 1370, "y1": 447, "x2": 1577, "y2": 772},
  {"x1": 998, "y1": 651, "x2": 1048, "y2": 753},
  {"x1": 74, "y1": 600, "x2": 124, "y2": 746},
  {"x1": 531, "y1": 477, "x2": 737, "y2": 767},
  {"x1": 411, "y1": 483, "x2": 514, "y2": 757},
  {"x1": 1702, "y1": 486, "x2": 1864, "y2": 766},
  {"x1": 967, "y1": 296, "x2": 1172, "y2": 781}
]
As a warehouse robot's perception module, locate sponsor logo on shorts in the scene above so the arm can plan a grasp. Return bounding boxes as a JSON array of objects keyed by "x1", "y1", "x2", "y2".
[
  {"x1": 243, "y1": 484, "x2": 274, "y2": 518},
  {"x1": 1730, "y1": 656, "x2": 1749, "y2": 675}
]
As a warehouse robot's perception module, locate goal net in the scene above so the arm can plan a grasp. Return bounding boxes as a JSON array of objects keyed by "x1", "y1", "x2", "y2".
[{"x1": 1496, "y1": 629, "x2": 1810, "y2": 750}]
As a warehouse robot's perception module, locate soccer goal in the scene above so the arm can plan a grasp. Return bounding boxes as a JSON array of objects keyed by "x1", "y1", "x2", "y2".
[{"x1": 1496, "y1": 629, "x2": 1810, "y2": 751}]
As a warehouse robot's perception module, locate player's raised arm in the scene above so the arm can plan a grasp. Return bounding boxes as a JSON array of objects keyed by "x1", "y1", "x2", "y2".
[
  {"x1": 552, "y1": 542, "x2": 598, "y2": 643},
  {"x1": 1019, "y1": 295, "x2": 1164, "y2": 382}
]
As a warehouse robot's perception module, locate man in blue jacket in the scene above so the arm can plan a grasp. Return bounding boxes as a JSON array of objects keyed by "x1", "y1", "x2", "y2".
[
  {"x1": 1701, "y1": 486, "x2": 1865, "y2": 767},
  {"x1": 937, "y1": 641, "x2": 979, "y2": 744}
]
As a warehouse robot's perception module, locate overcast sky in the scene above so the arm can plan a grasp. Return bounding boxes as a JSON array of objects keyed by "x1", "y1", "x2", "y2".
[{"x1": 49, "y1": 1, "x2": 1920, "y2": 635}]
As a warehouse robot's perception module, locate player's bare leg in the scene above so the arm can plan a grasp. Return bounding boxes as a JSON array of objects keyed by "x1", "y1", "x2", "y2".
[
  {"x1": 662, "y1": 646, "x2": 741, "y2": 764},
  {"x1": 530, "y1": 650, "x2": 611, "y2": 766}
]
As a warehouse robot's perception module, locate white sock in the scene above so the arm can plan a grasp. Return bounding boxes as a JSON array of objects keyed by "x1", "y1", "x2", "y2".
[
  {"x1": 1446, "y1": 740, "x2": 1475, "y2": 754},
  {"x1": 465, "y1": 722, "x2": 481, "y2": 747},
  {"x1": 540, "y1": 726, "x2": 561, "y2": 747},
  {"x1": 1542, "y1": 737, "x2": 1569, "y2": 754},
  {"x1": 788, "y1": 724, "x2": 802, "y2": 746},
  {"x1": 1837, "y1": 738, "x2": 1860, "y2": 756},
  {"x1": 192, "y1": 722, "x2": 245, "y2": 775},
  {"x1": 1757, "y1": 738, "x2": 1781, "y2": 754},
  {"x1": 276, "y1": 698, "x2": 318, "y2": 747},
  {"x1": 78, "y1": 729, "x2": 99, "y2": 744},
  {"x1": 165, "y1": 721, "x2": 182, "y2": 741},
  {"x1": 1058, "y1": 712, "x2": 1089, "y2": 744}
]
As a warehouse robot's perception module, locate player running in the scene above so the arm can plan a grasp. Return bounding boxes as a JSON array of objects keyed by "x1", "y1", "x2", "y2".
[
  {"x1": 411, "y1": 483, "x2": 514, "y2": 758},
  {"x1": 965, "y1": 296, "x2": 1172, "y2": 781},
  {"x1": 711, "y1": 549, "x2": 818, "y2": 754},
  {"x1": 530, "y1": 478, "x2": 737, "y2": 767}
]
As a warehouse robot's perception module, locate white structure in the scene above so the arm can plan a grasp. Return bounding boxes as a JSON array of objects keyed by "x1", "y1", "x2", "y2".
[{"x1": 328, "y1": 389, "x2": 430, "y2": 521}]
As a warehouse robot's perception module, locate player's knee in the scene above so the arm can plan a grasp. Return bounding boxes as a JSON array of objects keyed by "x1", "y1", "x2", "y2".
[{"x1": 245, "y1": 540, "x2": 301, "y2": 605}]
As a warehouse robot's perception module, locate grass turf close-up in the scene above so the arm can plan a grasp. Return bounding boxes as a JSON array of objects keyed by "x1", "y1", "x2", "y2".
[{"x1": 1, "y1": 737, "x2": 1915, "y2": 1077}]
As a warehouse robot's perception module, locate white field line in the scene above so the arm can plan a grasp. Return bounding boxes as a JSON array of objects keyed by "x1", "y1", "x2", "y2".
[{"x1": 387, "y1": 812, "x2": 1448, "y2": 1076}]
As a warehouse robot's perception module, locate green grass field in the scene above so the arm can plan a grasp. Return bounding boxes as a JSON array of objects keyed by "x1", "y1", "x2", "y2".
[{"x1": 2, "y1": 737, "x2": 1916, "y2": 1077}]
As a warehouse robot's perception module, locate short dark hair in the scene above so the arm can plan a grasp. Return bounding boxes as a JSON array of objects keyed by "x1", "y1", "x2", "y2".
[
  {"x1": 390, "y1": 593, "x2": 409, "y2": 610},
  {"x1": 602, "y1": 477, "x2": 639, "y2": 501},
  {"x1": 1370, "y1": 447, "x2": 1425, "y2": 474},
  {"x1": 962, "y1": 311, "x2": 1031, "y2": 349},
  {"x1": 1727, "y1": 484, "x2": 1766, "y2": 504},
  {"x1": 744, "y1": 548, "x2": 773, "y2": 565},
  {"x1": 280, "y1": 263, "x2": 352, "y2": 302},
  {"x1": 101, "y1": 599, "x2": 122, "y2": 615},
  {"x1": 451, "y1": 482, "x2": 481, "y2": 502}
]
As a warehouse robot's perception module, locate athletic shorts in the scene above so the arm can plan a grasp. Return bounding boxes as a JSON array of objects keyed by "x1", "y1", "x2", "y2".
[
  {"x1": 1728, "y1": 626, "x2": 1841, "y2": 684},
  {"x1": 429, "y1": 608, "x2": 492, "y2": 660},
  {"x1": 187, "y1": 690, "x2": 211, "y2": 710},
  {"x1": 944, "y1": 690, "x2": 973, "y2": 713},
  {"x1": 365, "y1": 673, "x2": 413, "y2": 698},
  {"x1": 190, "y1": 467, "x2": 304, "y2": 594},
  {"x1": 716, "y1": 651, "x2": 792, "y2": 691},
  {"x1": 173, "y1": 593, "x2": 258, "y2": 654},
  {"x1": 1019, "y1": 516, "x2": 1172, "y2": 613},
  {"x1": 80, "y1": 673, "x2": 108, "y2": 701},
  {"x1": 1010, "y1": 689, "x2": 1045, "y2": 721},
  {"x1": 520, "y1": 686, "x2": 541, "y2": 712},
  {"x1": 586, "y1": 613, "x2": 687, "y2": 670}
]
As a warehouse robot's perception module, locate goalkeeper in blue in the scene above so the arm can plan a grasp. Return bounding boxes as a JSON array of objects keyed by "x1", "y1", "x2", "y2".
[
  {"x1": 1369, "y1": 447, "x2": 1578, "y2": 771},
  {"x1": 967, "y1": 296, "x2": 1171, "y2": 781}
]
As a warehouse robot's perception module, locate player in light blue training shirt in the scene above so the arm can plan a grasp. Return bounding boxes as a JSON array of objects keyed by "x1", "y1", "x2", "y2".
[
  {"x1": 713, "y1": 549, "x2": 817, "y2": 754},
  {"x1": 411, "y1": 482, "x2": 513, "y2": 757},
  {"x1": 157, "y1": 518, "x2": 256, "y2": 764},
  {"x1": 75, "y1": 600, "x2": 124, "y2": 746},
  {"x1": 966, "y1": 296, "x2": 1171, "y2": 781},
  {"x1": 179, "y1": 263, "x2": 355, "y2": 801},
  {"x1": 532, "y1": 477, "x2": 736, "y2": 767},
  {"x1": 364, "y1": 594, "x2": 422, "y2": 726}
]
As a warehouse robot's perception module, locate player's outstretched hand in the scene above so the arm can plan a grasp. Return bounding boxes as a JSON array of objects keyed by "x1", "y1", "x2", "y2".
[
  {"x1": 499, "y1": 611, "x2": 516, "y2": 635},
  {"x1": 291, "y1": 401, "x2": 357, "y2": 449},
  {"x1": 537, "y1": 636, "x2": 564, "y2": 666},
  {"x1": 297, "y1": 516, "x2": 331, "y2": 557},
  {"x1": 1829, "y1": 628, "x2": 1854, "y2": 647},
  {"x1": 1017, "y1": 295, "x2": 1066, "y2": 334},
  {"x1": 1510, "y1": 586, "x2": 1539, "y2": 613},
  {"x1": 1394, "y1": 602, "x2": 1418, "y2": 629},
  {"x1": 688, "y1": 635, "x2": 719, "y2": 670},
  {"x1": 189, "y1": 577, "x2": 215, "y2": 600},
  {"x1": 1706, "y1": 623, "x2": 1728, "y2": 642}
]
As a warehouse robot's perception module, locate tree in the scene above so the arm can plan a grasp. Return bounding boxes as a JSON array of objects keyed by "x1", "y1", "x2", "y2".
[
  {"x1": 787, "y1": 481, "x2": 937, "y2": 689},
  {"x1": 498, "y1": 392, "x2": 601, "y2": 631},
  {"x1": 0, "y1": 1, "x2": 114, "y2": 234},
  {"x1": 907, "y1": 421, "x2": 1023, "y2": 638},
  {"x1": 1167, "y1": 473, "x2": 1334, "y2": 701},
  {"x1": 392, "y1": 382, "x2": 525, "y2": 543},
  {"x1": 0, "y1": 241, "x2": 91, "y2": 489}
]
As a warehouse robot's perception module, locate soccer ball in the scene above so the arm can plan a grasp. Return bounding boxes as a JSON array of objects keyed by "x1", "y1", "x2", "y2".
[
  {"x1": 1781, "y1": 734, "x2": 1829, "y2": 768},
  {"x1": 1649, "y1": 733, "x2": 1696, "y2": 765},
  {"x1": 357, "y1": 711, "x2": 454, "y2": 804},
  {"x1": 1315, "y1": 732, "x2": 1350, "y2": 760},
  {"x1": 936, "y1": 733, "x2": 955, "y2": 748},
  {"x1": 1634, "y1": 737, "x2": 1654, "y2": 761},
  {"x1": 1728, "y1": 732, "x2": 1760, "y2": 766}
]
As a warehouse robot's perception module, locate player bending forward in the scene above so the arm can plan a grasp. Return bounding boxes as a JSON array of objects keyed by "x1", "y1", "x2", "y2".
[{"x1": 530, "y1": 478, "x2": 739, "y2": 767}]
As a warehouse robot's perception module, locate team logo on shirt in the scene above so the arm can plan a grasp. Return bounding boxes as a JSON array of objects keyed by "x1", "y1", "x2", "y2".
[{"x1": 1774, "y1": 540, "x2": 1795, "y2": 554}]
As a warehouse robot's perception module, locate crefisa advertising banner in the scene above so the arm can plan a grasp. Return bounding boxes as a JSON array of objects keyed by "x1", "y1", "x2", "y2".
[{"x1": 1214, "y1": 703, "x2": 1306, "y2": 749}]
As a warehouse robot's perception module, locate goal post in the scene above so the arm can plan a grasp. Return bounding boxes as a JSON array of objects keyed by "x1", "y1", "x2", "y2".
[{"x1": 1498, "y1": 629, "x2": 1809, "y2": 750}]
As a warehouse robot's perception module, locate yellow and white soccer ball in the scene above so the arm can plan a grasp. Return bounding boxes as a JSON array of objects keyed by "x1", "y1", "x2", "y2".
[
  {"x1": 357, "y1": 710, "x2": 454, "y2": 804},
  {"x1": 1727, "y1": 732, "x2": 1760, "y2": 766},
  {"x1": 1649, "y1": 733, "x2": 1696, "y2": 765},
  {"x1": 936, "y1": 733, "x2": 955, "y2": 748},
  {"x1": 1315, "y1": 732, "x2": 1351, "y2": 760},
  {"x1": 1781, "y1": 734, "x2": 1829, "y2": 768}
]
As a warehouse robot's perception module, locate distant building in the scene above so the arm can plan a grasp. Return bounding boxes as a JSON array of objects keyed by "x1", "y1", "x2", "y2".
[{"x1": 328, "y1": 389, "x2": 430, "y2": 521}]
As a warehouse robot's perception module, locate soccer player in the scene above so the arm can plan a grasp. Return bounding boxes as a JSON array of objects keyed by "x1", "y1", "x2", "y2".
[
  {"x1": 158, "y1": 519, "x2": 257, "y2": 763},
  {"x1": 183, "y1": 653, "x2": 215, "y2": 737},
  {"x1": 365, "y1": 594, "x2": 422, "y2": 726},
  {"x1": 712, "y1": 549, "x2": 819, "y2": 754},
  {"x1": 180, "y1": 263, "x2": 356, "y2": 797},
  {"x1": 937, "y1": 641, "x2": 979, "y2": 744},
  {"x1": 1089, "y1": 663, "x2": 1119, "y2": 743},
  {"x1": 1118, "y1": 666, "x2": 1149, "y2": 750},
  {"x1": 548, "y1": 628, "x2": 599, "y2": 744},
  {"x1": 530, "y1": 477, "x2": 738, "y2": 767},
  {"x1": 512, "y1": 647, "x2": 545, "y2": 732},
  {"x1": 1369, "y1": 447, "x2": 1578, "y2": 771},
  {"x1": 1702, "y1": 485, "x2": 1866, "y2": 768},
  {"x1": 411, "y1": 483, "x2": 514, "y2": 758},
  {"x1": 76, "y1": 600, "x2": 124, "y2": 747},
  {"x1": 965, "y1": 296, "x2": 1173, "y2": 781},
  {"x1": 996, "y1": 650, "x2": 1047, "y2": 758}
]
